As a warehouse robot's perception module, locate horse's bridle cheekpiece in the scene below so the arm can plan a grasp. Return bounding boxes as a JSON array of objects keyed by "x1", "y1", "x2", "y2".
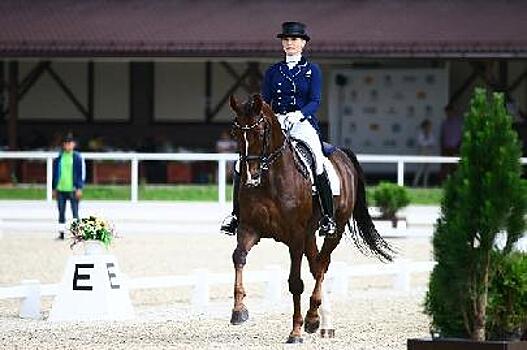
[
  {"x1": 277, "y1": 21, "x2": 310, "y2": 41},
  {"x1": 232, "y1": 113, "x2": 288, "y2": 187}
]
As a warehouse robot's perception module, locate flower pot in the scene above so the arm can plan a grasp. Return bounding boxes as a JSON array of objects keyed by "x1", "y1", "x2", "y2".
[
  {"x1": 407, "y1": 338, "x2": 527, "y2": 350},
  {"x1": 83, "y1": 240, "x2": 106, "y2": 255}
]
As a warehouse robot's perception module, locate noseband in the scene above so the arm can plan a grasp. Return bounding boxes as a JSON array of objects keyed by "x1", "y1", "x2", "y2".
[{"x1": 232, "y1": 113, "x2": 288, "y2": 183}]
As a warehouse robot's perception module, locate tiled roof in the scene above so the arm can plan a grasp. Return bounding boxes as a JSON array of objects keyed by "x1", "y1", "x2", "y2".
[{"x1": 1, "y1": 0, "x2": 526, "y2": 58}]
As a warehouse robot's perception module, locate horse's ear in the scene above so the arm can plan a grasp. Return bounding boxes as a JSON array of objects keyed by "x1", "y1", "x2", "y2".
[
  {"x1": 229, "y1": 95, "x2": 240, "y2": 114},
  {"x1": 252, "y1": 94, "x2": 263, "y2": 115}
]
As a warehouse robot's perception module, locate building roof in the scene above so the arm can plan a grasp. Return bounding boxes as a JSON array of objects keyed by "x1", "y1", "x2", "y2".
[{"x1": 1, "y1": 0, "x2": 527, "y2": 58}]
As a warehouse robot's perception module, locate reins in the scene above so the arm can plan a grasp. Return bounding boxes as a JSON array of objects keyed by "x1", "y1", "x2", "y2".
[{"x1": 232, "y1": 112, "x2": 289, "y2": 176}]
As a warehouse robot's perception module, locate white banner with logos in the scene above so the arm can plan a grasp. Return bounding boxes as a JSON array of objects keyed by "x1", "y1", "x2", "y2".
[{"x1": 329, "y1": 68, "x2": 449, "y2": 172}]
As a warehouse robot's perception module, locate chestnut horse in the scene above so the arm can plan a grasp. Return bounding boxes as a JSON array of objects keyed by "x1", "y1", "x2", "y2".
[{"x1": 229, "y1": 94, "x2": 394, "y2": 343}]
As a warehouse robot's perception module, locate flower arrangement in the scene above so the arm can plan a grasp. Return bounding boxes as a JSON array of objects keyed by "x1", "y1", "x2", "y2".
[{"x1": 69, "y1": 215, "x2": 116, "y2": 248}]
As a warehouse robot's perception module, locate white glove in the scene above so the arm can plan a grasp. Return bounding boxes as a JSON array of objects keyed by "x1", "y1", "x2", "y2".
[{"x1": 285, "y1": 111, "x2": 305, "y2": 124}]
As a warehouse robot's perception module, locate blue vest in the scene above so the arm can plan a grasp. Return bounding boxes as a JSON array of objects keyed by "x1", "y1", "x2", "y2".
[
  {"x1": 52, "y1": 151, "x2": 85, "y2": 190},
  {"x1": 262, "y1": 57, "x2": 322, "y2": 132}
]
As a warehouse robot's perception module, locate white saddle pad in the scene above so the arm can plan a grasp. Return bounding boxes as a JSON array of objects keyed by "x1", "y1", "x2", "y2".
[
  {"x1": 291, "y1": 140, "x2": 340, "y2": 196},
  {"x1": 324, "y1": 157, "x2": 341, "y2": 196}
]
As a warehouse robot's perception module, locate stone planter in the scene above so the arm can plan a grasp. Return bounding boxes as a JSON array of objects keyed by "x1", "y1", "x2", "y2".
[
  {"x1": 372, "y1": 217, "x2": 407, "y2": 237},
  {"x1": 408, "y1": 338, "x2": 527, "y2": 350}
]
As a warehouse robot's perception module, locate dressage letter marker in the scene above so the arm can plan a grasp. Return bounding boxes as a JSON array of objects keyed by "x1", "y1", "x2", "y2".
[
  {"x1": 73, "y1": 264, "x2": 94, "y2": 291},
  {"x1": 49, "y1": 254, "x2": 134, "y2": 321}
]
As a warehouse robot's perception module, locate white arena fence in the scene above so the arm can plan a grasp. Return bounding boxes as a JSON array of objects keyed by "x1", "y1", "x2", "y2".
[
  {"x1": 0, "y1": 259, "x2": 435, "y2": 319},
  {"x1": 1, "y1": 151, "x2": 526, "y2": 205},
  {"x1": 0, "y1": 151, "x2": 458, "y2": 204}
]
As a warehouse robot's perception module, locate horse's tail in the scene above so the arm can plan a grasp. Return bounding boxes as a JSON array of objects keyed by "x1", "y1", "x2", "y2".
[{"x1": 340, "y1": 148, "x2": 396, "y2": 262}]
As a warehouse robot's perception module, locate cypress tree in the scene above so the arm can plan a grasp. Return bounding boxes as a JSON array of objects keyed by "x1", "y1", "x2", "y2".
[{"x1": 425, "y1": 88, "x2": 527, "y2": 341}]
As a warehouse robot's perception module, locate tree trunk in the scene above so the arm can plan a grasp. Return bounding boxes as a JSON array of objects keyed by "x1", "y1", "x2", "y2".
[{"x1": 472, "y1": 252, "x2": 490, "y2": 341}]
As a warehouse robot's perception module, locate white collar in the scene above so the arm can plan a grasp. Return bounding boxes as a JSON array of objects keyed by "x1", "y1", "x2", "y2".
[{"x1": 285, "y1": 54, "x2": 302, "y2": 69}]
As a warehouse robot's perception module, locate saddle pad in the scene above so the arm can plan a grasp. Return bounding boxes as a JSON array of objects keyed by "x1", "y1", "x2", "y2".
[
  {"x1": 291, "y1": 140, "x2": 341, "y2": 196},
  {"x1": 323, "y1": 142, "x2": 338, "y2": 157}
]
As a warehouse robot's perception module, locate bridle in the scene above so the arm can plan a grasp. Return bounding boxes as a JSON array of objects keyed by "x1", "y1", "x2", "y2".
[{"x1": 232, "y1": 112, "x2": 288, "y2": 186}]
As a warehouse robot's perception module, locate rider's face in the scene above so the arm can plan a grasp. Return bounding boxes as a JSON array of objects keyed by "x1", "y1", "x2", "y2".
[{"x1": 282, "y1": 37, "x2": 306, "y2": 56}]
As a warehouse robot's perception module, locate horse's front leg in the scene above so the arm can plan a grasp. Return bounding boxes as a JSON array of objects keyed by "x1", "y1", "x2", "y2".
[
  {"x1": 304, "y1": 234, "x2": 322, "y2": 334},
  {"x1": 231, "y1": 229, "x2": 259, "y2": 325},
  {"x1": 286, "y1": 246, "x2": 304, "y2": 343}
]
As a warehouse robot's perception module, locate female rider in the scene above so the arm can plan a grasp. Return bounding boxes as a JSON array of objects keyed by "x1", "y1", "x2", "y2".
[{"x1": 221, "y1": 21, "x2": 336, "y2": 237}]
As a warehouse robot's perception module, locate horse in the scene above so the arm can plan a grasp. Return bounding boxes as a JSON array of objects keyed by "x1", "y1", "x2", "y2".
[{"x1": 228, "y1": 94, "x2": 394, "y2": 343}]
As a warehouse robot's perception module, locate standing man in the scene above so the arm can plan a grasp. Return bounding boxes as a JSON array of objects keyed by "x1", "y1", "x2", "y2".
[
  {"x1": 52, "y1": 133, "x2": 85, "y2": 240},
  {"x1": 440, "y1": 104, "x2": 463, "y2": 180}
]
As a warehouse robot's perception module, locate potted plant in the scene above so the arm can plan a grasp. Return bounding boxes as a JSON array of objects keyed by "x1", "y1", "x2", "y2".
[
  {"x1": 409, "y1": 88, "x2": 527, "y2": 349},
  {"x1": 68, "y1": 215, "x2": 116, "y2": 254},
  {"x1": 373, "y1": 181, "x2": 410, "y2": 228}
]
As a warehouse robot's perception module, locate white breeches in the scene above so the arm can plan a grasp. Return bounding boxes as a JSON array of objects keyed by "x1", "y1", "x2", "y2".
[
  {"x1": 277, "y1": 114, "x2": 325, "y2": 175},
  {"x1": 234, "y1": 114, "x2": 326, "y2": 175}
]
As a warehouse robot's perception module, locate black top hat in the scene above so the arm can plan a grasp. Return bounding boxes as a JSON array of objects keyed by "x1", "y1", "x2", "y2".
[{"x1": 277, "y1": 22, "x2": 310, "y2": 41}]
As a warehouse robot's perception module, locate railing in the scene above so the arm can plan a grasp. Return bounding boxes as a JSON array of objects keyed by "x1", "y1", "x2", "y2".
[
  {"x1": 0, "y1": 259, "x2": 435, "y2": 319},
  {"x1": 1, "y1": 151, "x2": 526, "y2": 204}
]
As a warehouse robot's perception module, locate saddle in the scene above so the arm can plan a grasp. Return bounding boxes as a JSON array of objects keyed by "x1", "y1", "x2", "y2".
[{"x1": 290, "y1": 139, "x2": 341, "y2": 196}]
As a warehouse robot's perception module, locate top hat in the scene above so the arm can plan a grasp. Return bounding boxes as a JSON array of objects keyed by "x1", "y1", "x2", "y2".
[{"x1": 277, "y1": 22, "x2": 310, "y2": 41}]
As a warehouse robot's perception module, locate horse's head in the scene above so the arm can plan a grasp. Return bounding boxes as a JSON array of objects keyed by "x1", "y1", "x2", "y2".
[{"x1": 230, "y1": 94, "x2": 280, "y2": 188}]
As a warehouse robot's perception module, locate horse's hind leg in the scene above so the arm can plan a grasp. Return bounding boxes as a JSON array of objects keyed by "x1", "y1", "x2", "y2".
[
  {"x1": 304, "y1": 234, "x2": 322, "y2": 334},
  {"x1": 230, "y1": 230, "x2": 259, "y2": 325},
  {"x1": 316, "y1": 230, "x2": 344, "y2": 337}
]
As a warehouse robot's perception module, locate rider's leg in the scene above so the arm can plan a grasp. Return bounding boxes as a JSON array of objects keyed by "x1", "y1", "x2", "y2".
[
  {"x1": 221, "y1": 164, "x2": 240, "y2": 235},
  {"x1": 289, "y1": 120, "x2": 336, "y2": 236},
  {"x1": 315, "y1": 170, "x2": 336, "y2": 236}
]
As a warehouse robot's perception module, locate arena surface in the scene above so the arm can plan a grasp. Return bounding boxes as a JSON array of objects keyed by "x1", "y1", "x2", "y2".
[{"x1": 0, "y1": 229, "x2": 432, "y2": 349}]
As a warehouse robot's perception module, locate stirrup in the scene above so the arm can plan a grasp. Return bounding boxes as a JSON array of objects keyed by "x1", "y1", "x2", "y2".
[
  {"x1": 318, "y1": 216, "x2": 336, "y2": 237},
  {"x1": 220, "y1": 214, "x2": 238, "y2": 236}
]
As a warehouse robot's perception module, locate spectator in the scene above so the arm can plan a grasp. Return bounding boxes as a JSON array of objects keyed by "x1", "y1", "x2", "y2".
[
  {"x1": 215, "y1": 130, "x2": 237, "y2": 153},
  {"x1": 52, "y1": 133, "x2": 86, "y2": 240},
  {"x1": 413, "y1": 119, "x2": 435, "y2": 187},
  {"x1": 440, "y1": 104, "x2": 464, "y2": 179}
]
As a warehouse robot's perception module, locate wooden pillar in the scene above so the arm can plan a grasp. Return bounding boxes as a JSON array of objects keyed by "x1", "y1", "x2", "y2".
[
  {"x1": 205, "y1": 61, "x2": 212, "y2": 120},
  {"x1": 8, "y1": 61, "x2": 18, "y2": 150},
  {"x1": 0, "y1": 61, "x2": 4, "y2": 121},
  {"x1": 130, "y1": 62, "x2": 153, "y2": 127},
  {"x1": 246, "y1": 62, "x2": 261, "y2": 94},
  {"x1": 87, "y1": 61, "x2": 94, "y2": 122}
]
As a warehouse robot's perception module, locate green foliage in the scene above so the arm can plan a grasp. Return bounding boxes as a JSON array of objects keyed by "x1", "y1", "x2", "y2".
[
  {"x1": 487, "y1": 252, "x2": 527, "y2": 340},
  {"x1": 372, "y1": 181, "x2": 410, "y2": 220},
  {"x1": 425, "y1": 88, "x2": 527, "y2": 340}
]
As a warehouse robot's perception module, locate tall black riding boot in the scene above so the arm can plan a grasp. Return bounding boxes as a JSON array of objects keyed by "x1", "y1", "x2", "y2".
[
  {"x1": 315, "y1": 170, "x2": 336, "y2": 237},
  {"x1": 220, "y1": 171, "x2": 240, "y2": 236}
]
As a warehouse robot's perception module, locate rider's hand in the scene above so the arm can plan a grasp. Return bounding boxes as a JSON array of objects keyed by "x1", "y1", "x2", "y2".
[
  {"x1": 75, "y1": 189, "x2": 83, "y2": 200},
  {"x1": 285, "y1": 111, "x2": 305, "y2": 124}
]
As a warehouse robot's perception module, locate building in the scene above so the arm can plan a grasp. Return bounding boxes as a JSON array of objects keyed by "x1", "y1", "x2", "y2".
[{"x1": 1, "y1": 0, "x2": 526, "y2": 159}]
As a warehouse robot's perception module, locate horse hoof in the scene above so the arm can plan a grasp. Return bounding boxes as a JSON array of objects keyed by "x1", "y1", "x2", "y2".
[
  {"x1": 285, "y1": 336, "x2": 303, "y2": 344},
  {"x1": 304, "y1": 317, "x2": 320, "y2": 334},
  {"x1": 230, "y1": 307, "x2": 249, "y2": 325},
  {"x1": 320, "y1": 328, "x2": 335, "y2": 338}
]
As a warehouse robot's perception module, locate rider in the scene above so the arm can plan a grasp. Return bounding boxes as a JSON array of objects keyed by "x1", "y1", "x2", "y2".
[{"x1": 220, "y1": 21, "x2": 336, "y2": 237}]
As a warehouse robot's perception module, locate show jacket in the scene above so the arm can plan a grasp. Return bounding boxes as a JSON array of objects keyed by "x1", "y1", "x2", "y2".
[
  {"x1": 52, "y1": 151, "x2": 86, "y2": 190},
  {"x1": 262, "y1": 56, "x2": 322, "y2": 131}
]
